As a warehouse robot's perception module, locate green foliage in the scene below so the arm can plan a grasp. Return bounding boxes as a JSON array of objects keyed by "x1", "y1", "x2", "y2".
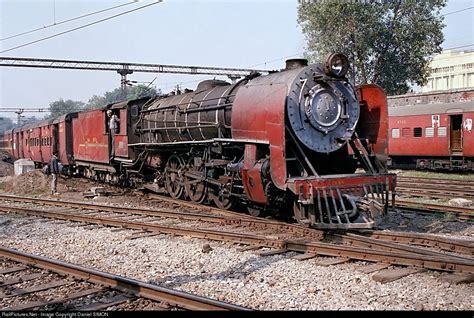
[
  {"x1": 85, "y1": 85, "x2": 158, "y2": 110},
  {"x1": 45, "y1": 84, "x2": 158, "y2": 119},
  {"x1": 297, "y1": 1, "x2": 446, "y2": 95},
  {"x1": 46, "y1": 99, "x2": 85, "y2": 120},
  {"x1": 0, "y1": 117, "x2": 14, "y2": 133}
]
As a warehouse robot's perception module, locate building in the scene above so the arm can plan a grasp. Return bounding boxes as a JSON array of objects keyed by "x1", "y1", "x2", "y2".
[
  {"x1": 421, "y1": 50, "x2": 474, "y2": 92},
  {"x1": 388, "y1": 88, "x2": 474, "y2": 108}
]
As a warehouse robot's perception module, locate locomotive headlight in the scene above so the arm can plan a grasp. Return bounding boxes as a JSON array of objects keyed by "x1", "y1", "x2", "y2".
[{"x1": 324, "y1": 53, "x2": 349, "y2": 78}]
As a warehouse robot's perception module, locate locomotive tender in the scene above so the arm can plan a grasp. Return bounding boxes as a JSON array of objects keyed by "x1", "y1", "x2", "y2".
[{"x1": 0, "y1": 54, "x2": 396, "y2": 229}]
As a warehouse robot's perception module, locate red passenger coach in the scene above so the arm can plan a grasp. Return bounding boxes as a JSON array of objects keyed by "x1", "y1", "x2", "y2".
[
  {"x1": 388, "y1": 89, "x2": 474, "y2": 171},
  {"x1": 54, "y1": 113, "x2": 77, "y2": 167},
  {"x1": 0, "y1": 113, "x2": 76, "y2": 170},
  {"x1": 0, "y1": 129, "x2": 14, "y2": 157},
  {"x1": 16, "y1": 120, "x2": 52, "y2": 165}
]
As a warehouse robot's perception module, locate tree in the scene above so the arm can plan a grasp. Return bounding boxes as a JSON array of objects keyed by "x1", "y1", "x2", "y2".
[
  {"x1": 297, "y1": 1, "x2": 446, "y2": 95},
  {"x1": 85, "y1": 85, "x2": 158, "y2": 110},
  {"x1": 46, "y1": 99, "x2": 85, "y2": 120},
  {"x1": 20, "y1": 116, "x2": 40, "y2": 126},
  {"x1": 0, "y1": 117, "x2": 14, "y2": 133}
]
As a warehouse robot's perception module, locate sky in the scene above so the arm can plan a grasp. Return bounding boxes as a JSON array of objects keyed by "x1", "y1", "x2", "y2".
[{"x1": 0, "y1": 0, "x2": 473, "y2": 122}]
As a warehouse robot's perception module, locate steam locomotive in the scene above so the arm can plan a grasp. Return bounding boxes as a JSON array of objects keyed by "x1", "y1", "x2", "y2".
[{"x1": 0, "y1": 53, "x2": 396, "y2": 229}]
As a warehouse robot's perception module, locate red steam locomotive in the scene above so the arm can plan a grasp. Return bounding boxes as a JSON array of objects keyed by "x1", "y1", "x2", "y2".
[{"x1": 0, "y1": 54, "x2": 396, "y2": 229}]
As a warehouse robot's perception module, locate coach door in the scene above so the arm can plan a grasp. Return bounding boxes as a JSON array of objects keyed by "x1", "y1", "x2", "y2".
[
  {"x1": 14, "y1": 132, "x2": 19, "y2": 158},
  {"x1": 449, "y1": 114, "x2": 463, "y2": 154},
  {"x1": 19, "y1": 131, "x2": 25, "y2": 158},
  {"x1": 52, "y1": 124, "x2": 59, "y2": 155}
]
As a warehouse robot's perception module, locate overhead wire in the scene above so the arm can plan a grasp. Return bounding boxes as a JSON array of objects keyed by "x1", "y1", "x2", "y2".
[
  {"x1": 443, "y1": 43, "x2": 474, "y2": 50},
  {"x1": 1, "y1": 1, "x2": 137, "y2": 42},
  {"x1": 0, "y1": 1, "x2": 162, "y2": 54},
  {"x1": 246, "y1": 52, "x2": 305, "y2": 68},
  {"x1": 441, "y1": 6, "x2": 474, "y2": 17},
  {"x1": 155, "y1": 52, "x2": 307, "y2": 92}
]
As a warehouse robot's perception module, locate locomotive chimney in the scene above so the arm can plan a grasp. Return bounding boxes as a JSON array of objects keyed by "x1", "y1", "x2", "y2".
[{"x1": 285, "y1": 58, "x2": 308, "y2": 70}]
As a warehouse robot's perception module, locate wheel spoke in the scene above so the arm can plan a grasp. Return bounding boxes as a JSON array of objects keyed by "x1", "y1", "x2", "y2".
[
  {"x1": 165, "y1": 155, "x2": 184, "y2": 199},
  {"x1": 184, "y1": 156, "x2": 207, "y2": 203}
]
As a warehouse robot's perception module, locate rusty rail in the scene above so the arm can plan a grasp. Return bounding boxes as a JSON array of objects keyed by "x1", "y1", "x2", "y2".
[
  {"x1": 0, "y1": 246, "x2": 249, "y2": 311},
  {"x1": 395, "y1": 199, "x2": 474, "y2": 221},
  {"x1": 0, "y1": 193, "x2": 322, "y2": 239},
  {"x1": 0, "y1": 203, "x2": 473, "y2": 274},
  {"x1": 356, "y1": 229, "x2": 474, "y2": 256}
]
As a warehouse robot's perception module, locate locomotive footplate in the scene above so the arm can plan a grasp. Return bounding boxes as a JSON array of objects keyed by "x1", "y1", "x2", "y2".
[{"x1": 288, "y1": 174, "x2": 396, "y2": 229}]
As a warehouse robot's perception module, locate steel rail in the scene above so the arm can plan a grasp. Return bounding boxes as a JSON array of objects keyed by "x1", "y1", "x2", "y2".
[
  {"x1": 397, "y1": 176, "x2": 474, "y2": 186},
  {"x1": 0, "y1": 194, "x2": 322, "y2": 239},
  {"x1": 356, "y1": 229, "x2": 474, "y2": 256},
  {"x1": 0, "y1": 205, "x2": 288, "y2": 248},
  {"x1": 328, "y1": 233, "x2": 473, "y2": 262},
  {"x1": 395, "y1": 199, "x2": 474, "y2": 221},
  {"x1": 1, "y1": 202, "x2": 467, "y2": 260},
  {"x1": 397, "y1": 181, "x2": 474, "y2": 192},
  {"x1": 147, "y1": 194, "x2": 474, "y2": 254},
  {"x1": 1, "y1": 204, "x2": 473, "y2": 273},
  {"x1": 0, "y1": 194, "x2": 471, "y2": 256},
  {"x1": 396, "y1": 187, "x2": 474, "y2": 199},
  {"x1": 0, "y1": 246, "x2": 249, "y2": 311}
]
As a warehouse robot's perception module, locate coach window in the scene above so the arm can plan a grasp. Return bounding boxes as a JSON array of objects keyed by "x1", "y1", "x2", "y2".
[
  {"x1": 413, "y1": 127, "x2": 422, "y2": 138},
  {"x1": 425, "y1": 127, "x2": 434, "y2": 138},
  {"x1": 131, "y1": 105, "x2": 139, "y2": 118},
  {"x1": 391, "y1": 128, "x2": 400, "y2": 138},
  {"x1": 438, "y1": 126, "x2": 447, "y2": 137},
  {"x1": 401, "y1": 128, "x2": 410, "y2": 137}
]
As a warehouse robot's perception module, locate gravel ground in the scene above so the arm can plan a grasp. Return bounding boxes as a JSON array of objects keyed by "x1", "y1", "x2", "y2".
[{"x1": 0, "y1": 213, "x2": 472, "y2": 310}]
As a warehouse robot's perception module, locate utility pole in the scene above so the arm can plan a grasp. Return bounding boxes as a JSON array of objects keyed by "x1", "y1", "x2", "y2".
[
  {"x1": 118, "y1": 66, "x2": 133, "y2": 99},
  {"x1": 14, "y1": 109, "x2": 24, "y2": 126}
]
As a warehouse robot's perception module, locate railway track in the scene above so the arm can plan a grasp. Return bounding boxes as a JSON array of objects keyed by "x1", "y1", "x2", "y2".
[
  {"x1": 396, "y1": 176, "x2": 474, "y2": 200},
  {"x1": 395, "y1": 199, "x2": 474, "y2": 221},
  {"x1": 0, "y1": 194, "x2": 472, "y2": 274},
  {"x1": 0, "y1": 193, "x2": 472, "y2": 256},
  {"x1": 0, "y1": 246, "x2": 248, "y2": 311},
  {"x1": 397, "y1": 176, "x2": 474, "y2": 188},
  {"x1": 389, "y1": 176, "x2": 474, "y2": 220}
]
